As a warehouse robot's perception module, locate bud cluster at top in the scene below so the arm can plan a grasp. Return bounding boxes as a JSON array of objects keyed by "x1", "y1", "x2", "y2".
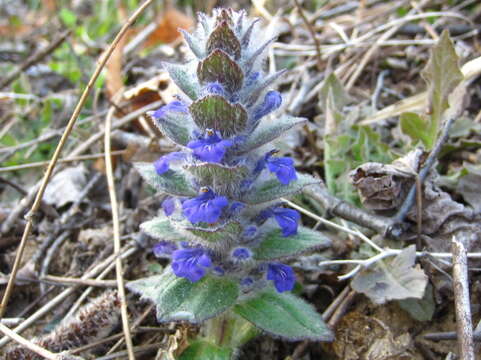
[{"x1": 138, "y1": 8, "x2": 319, "y2": 294}]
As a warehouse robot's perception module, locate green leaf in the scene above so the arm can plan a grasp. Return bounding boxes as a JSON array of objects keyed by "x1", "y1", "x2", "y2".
[
  {"x1": 397, "y1": 283, "x2": 435, "y2": 322},
  {"x1": 148, "y1": 110, "x2": 193, "y2": 146},
  {"x1": 239, "y1": 115, "x2": 307, "y2": 153},
  {"x1": 190, "y1": 95, "x2": 248, "y2": 137},
  {"x1": 134, "y1": 162, "x2": 196, "y2": 197},
  {"x1": 207, "y1": 21, "x2": 241, "y2": 59},
  {"x1": 400, "y1": 112, "x2": 433, "y2": 148},
  {"x1": 140, "y1": 218, "x2": 185, "y2": 242},
  {"x1": 254, "y1": 226, "x2": 332, "y2": 260},
  {"x1": 233, "y1": 289, "x2": 334, "y2": 341},
  {"x1": 127, "y1": 269, "x2": 239, "y2": 324},
  {"x1": 421, "y1": 30, "x2": 463, "y2": 149},
  {"x1": 243, "y1": 173, "x2": 319, "y2": 204},
  {"x1": 179, "y1": 341, "x2": 232, "y2": 360},
  {"x1": 197, "y1": 49, "x2": 244, "y2": 92},
  {"x1": 164, "y1": 62, "x2": 201, "y2": 100},
  {"x1": 59, "y1": 8, "x2": 77, "y2": 27}
]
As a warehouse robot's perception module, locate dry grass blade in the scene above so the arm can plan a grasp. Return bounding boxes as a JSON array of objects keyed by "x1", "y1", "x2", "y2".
[
  {"x1": 104, "y1": 103, "x2": 135, "y2": 359},
  {"x1": 0, "y1": 0, "x2": 155, "y2": 319}
]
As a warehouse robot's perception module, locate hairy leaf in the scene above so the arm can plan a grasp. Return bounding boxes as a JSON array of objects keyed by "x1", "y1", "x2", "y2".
[
  {"x1": 233, "y1": 289, "x2": 334, "y2": 341},
  {"x1": 243, "y1": 173, "x2": 319, "y2": 204},
  {"x1": 207, "y1": 21, "x2": 241, "y2": 59},
  {"x1": 239, "y1": 115, "x2": 307, "y2": 153},
  {"x1": 190, "y1": 95, "x2": 247, "y2": 136},
  {"x1": 254, "y1": 226, "x2": 332, "y2": 260},
  {"x1": 134, "y1": 162, "x2": 197, "y2": 197},
  {"x1": 127, "y1": 269, "x2": 239, "y2": 323},
  {"x1": 148, "y1": 110, "x2": 193, "y2": 146},
  {"x1": 197, "y1": 49, "x2": 244, "y2": 92},
  {"x1": 351, "y1": 245, "x2": 428, "y2": 304},
  {"x1": 140, "y1": 218, "x2": 185, "y2": 242},
  {"x1": 164, "y1": 62, "x2": 201, "y2": 100},
  {"x1": 179, "y1": 29, "x2": 205, "y2": 59}
]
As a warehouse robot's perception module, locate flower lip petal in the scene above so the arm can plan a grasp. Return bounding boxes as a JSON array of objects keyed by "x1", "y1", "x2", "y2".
[
  {"x1": 151, "y1": 100, "x2": 188, "y2": 120},
  {"x1": 162, "y1": 197, "x2": 176, "y2": 216},
  {"x1": 187, "y1": 131, "x2": 233, "y2": 163},
  {"x1": 182, "y1": 188, "x2": 229, "y2": 224},
  {"x1": 267, "y1": 263, "x2": 295, "y2": 293},
  {"x1": 171, "y1": 247, "x2": 212, "y2": 282}
]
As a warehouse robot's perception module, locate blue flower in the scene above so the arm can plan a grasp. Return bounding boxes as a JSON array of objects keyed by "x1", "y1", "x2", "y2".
[
  {"x1": 154, "y1": 152, "x2": 185, "y2": 175},
  {"x1": 231, "y1": 247, "x2": 252, "y2": 261},
  {"x1": 205, "y1": 82, "x2": 225, "y2": 96},
  {"x1": 261, "y1": 207, "x2": 300, "y2": 237},
  {"x1": 256, "y1": 150, "x2": 297, "y2": 185},
  {"x1": 182, "y1": 188, "x2": 229, "y2": 224},
  {"x1": 187, "y1": 130, "x2": 233, "y2": 163},
  {"x1": 266, "y1": 155, "x2": 297, "y2": 185},
  {"x1": 162, "y1": 197, "x2": 175, "y2": 216},
  {"x1": 153, "y1": 241, "x2": 177, "y2": 257},
  {"x1": 253, "y1": 90, "x2": 282, "y2": 121},
  {"x1": 171, "y1": 247, "x2": 212, "y2": 282},
  {"x1": 267, "y1": 263, "x2": 295, "y2": 293}
]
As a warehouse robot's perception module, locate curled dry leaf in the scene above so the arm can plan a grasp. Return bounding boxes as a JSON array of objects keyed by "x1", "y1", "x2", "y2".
[{"x1": 351, "y1": 149, "x2": 481, "y2": 252}]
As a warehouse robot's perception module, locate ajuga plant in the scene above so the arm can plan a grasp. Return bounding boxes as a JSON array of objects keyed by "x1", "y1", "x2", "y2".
[{"x1": 128, "y1": 8, "x2": 334, "y2": 359}]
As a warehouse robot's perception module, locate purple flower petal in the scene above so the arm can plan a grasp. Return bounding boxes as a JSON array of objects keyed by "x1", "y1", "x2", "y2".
[
  {"x1": 253, "y1": 90, "x2": 282, "y2": 121},
  {"x1": 231, "y1": 247, "x2": 251, "y2": 260},
  {"x1": 267, "y1": 263, "x2": 295, "y2": 293},
  {"x1": 187, "y1": 131, "x2": 233, "y2": 163},
  {"x1": 260, "y1": 207, "x2": 300, "y2": 237},
  {"x1": 162, "y1": 197, "x2": 176, "y2": 216},
  {"x1": 182, "y1": 188, "x2": 229, "y2": 224},
  {"x1": 153, "y1": 241, "x2": 177, "y2": 257},
  {"x1": 154, "y1": 152, "x2": 185, "y2": 175},
  {"x1": 266, "y1": 156, "x2": 297, "y2": 185},
  {"x1": 205, "y1": 82, "x2": 225, "y2": 96},
  {"x1": 171, "y1": 247, "x2": 212, "y2": 282}
]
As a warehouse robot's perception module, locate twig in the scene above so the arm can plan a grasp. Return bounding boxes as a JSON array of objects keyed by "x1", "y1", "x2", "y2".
[
  {"x1": 293, "y1": 0, "x2": 323, "y2": 71},
  {"x1": 105, "y1": 104, "x2": 135, "y2": 360},
  {"x1": 0, "y1": 30, "x2": 71, "y2": 89},
  {"x1": 0, "y1": 150, "x2": 126, "y2": 173},
  {"x1": 0, "y1": 0, "x2": 155, "y2": 319},
  {"x1": 0, "y1": 322, "x2": 61, "y2": 360},
  {"x1": 327, "y1": 290, "x2": 357, "y2": 327},
  {"x1": 392, "y1": 115, "x2": 457, "y2": 227},
  {"x1": 452, "y1": 237, "x2": 474, "y2": 360},
  {"x1": 40, "y1": 231, "x2": 72, "y2": 294},
  {"x1": 96, "y1": 343, "x2": 162, "y2": 360},
  {"x1": 423, "y1": 331, "x2": 481, "y2": 342},
  {"x1": 322, "y1": 285, "x2": 351, "y2": 321},
  {"x1": 319, "y1": 247, "x2": 481, "y2": 281},
  {"x1": 0, "y1": 318, "x2": 24, "y2": 326},
  {"x1": 303, "y1": 184, "x2": 396, "y2": 237},
  {"x1": 40, "y1": 275, "x2": 117, "y2": 288}
]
